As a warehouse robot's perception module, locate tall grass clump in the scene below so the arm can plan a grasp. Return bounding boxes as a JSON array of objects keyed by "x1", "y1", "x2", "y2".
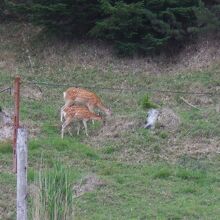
[{"x1": 29, "y1": 163, "x2": 74, "y2": 220}]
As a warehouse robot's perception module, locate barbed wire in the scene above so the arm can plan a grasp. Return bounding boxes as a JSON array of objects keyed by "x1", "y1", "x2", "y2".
[
  {"x1": 0, "y1": 79, "x2": 218, "y2": 96},
  {"x1": 23, "y1": 80, "x2": 219, "y2": 96},
  {"x1": 0, "y1": 87, "x2": 12, "y2": 94}
]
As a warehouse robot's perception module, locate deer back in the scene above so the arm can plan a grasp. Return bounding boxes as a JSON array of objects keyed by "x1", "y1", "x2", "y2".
[
  {"x1": 64, "y1": 87, "x2": 101, "y2": 106},
  {"x1": 63, "y1": 106, "x2": 102, "y2": 121}
]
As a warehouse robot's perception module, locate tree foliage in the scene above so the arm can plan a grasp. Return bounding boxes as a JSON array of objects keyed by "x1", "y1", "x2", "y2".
[
  {"x1": 91, "y1": 0, "x2": 200, "y2": 55},
  {"x1": 5, "y1": 0, "x2": 220, "y2": 55}
]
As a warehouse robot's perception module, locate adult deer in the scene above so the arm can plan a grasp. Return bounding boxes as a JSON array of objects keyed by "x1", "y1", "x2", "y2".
[
  {"x1": 61, "y1": 105, "x2": 103, "y2": 139},
  {"x1": 61, "y1": 87, "x2": 112, "y2": 122}
]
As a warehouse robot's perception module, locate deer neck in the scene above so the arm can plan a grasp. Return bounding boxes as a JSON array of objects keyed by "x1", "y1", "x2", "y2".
[{"x1": 97, "y1": 103, "x2": 111, "y2": 116}]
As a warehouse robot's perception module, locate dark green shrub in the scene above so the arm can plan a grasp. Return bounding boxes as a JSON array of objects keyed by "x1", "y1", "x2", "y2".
[
  {"x1": 90, "y1": 0, "x2": 200, "y2": 55},
  {"x1": 7, "y1": 0, "x2": 220, "y2": 55},
  {"x1": 8, "y1": 0, "x2": 102, "y2": 37}
]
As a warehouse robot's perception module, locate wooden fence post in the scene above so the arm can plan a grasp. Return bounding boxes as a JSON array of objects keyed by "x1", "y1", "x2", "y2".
[
  {"x1": 13, "y1": 76, "x2": 21, "y2": 173},
  {"x1": 17, "y1": 128, "x2": 28, "y2": 220}
]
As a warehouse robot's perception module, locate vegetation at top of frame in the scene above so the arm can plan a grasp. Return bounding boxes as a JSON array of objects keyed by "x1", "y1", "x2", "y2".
[{"x1": 5, "y1": 0, "x2": 220, "y2": 56}]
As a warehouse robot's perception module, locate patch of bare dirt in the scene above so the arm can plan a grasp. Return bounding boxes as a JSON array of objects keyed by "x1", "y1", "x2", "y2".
[
  {"x1": 88, "y1": 115, "x2": 140, "y2": 146},
  {"x1": 88, "y1": 108, "x2": 181, "y2": 147},
  {"x1": 0, "y1": 125, "x2": 13, "y2": 142},
  {"x1": 0, "y1": 109, "x2": 13, "y2": 142},
  {"x1": 169, "y1": 138, "x2": 220, "y2": 161},
  {"x1": 117, "y1": 137, "x2": 220, "y2": 164},
  {"x1": 73, "y1": 174, "x2": 106, "y2": 198},
  {"x1": 0, "y1": 109, "x2": 40, "y2": 141}
]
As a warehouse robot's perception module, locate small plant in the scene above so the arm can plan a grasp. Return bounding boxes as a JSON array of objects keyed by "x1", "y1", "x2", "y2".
[
  {"x1": 158, "y1": 131, "x2": 168, "y2": 139},
  {"x1": 153, "y1": 167, "x2": 172, "y2": 179},
  {"x1": 175, "y1": 168, "x2": 206, "y2": 181},
  {"x1": 29, "y1": 163, "x2": 74, "y2": 220},
  {"x1": 139, "y1": 94, "x2": 158, "y2": 109}
]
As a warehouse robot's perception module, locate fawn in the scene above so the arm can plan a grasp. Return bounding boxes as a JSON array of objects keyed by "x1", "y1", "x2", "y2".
[
  {"x1": 61, "y1": 105, "x2": 103, "y2": 138},
  {"x1": 61, "y1": 87, "x2": 112, "y2": 122}
]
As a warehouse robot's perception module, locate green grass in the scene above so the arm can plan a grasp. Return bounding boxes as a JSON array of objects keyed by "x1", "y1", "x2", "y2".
[
  {"x1": 0, "y1": 22, "x2": 220, "y2": 219},
  {"x1": 72, "y1": 160, "x2": 220, "y2": 219},
  {"x1": 1, "y1": 134, "x2": 220, "y2": 219},
  {"x1": 0, "y1": 141, "x2": 12, "y2": 154},
  {"x1": 29, "y1": 162, "x2": 75, "y2": 220}
]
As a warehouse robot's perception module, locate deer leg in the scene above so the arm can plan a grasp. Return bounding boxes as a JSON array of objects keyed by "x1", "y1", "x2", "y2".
[
  {"x1": 67, "y1": 126, "x2": 73, "y2": 136},
  {"x1": 61, "y1": 117, "x2": 72, "y2": 139},
  {"x1": 61, "y1": 100, "x2": 74, "y2": 122},
  {"x1": 60, "y1": 108, "x2": 64, "y2": 122},
  {"x1": 61, "y1": 104, "x2": 68, "y2": 122},
  {"x1": 61, "y1": 106, "x2": 64, "y2": 122},
  {"x1": 87, "y1": 104, "x2": 95, "y2": 124},
  {"x1": 82, "y1": 120, "x2": 88, "y2": 136},
  {"x1": 76, "y1": 121, "x2": 81, "y2": 135}
]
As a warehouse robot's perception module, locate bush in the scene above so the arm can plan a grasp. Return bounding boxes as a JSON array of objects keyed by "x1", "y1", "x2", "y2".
[
  {"x1": 8, "y1": 0, "x2": 220, "y2": 55},
  {"x1": 8, "y1": 0, "x2": 102, "y2": 36},
  {"x1": 90, "y1": 0, "x2": 200, "y2": 55}
]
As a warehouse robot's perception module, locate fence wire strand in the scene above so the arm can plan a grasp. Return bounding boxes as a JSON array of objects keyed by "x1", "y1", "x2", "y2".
[
  {"x1": 23, "y1": 80, "x2": 219, "y2": 96},
  {"x1": 0, "y1": 87, "x2": 12, "y2": 94}
]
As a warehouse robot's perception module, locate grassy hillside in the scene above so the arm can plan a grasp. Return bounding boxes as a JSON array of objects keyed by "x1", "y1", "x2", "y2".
[{"x1": 0, "y1": 22, "x2": 220, "y2": 219}]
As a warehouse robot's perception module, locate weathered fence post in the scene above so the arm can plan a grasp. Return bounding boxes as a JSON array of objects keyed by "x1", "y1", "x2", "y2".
[
  {"x1": 17, "y1": 128, "x2": 28, "y2": 220},
  {"x1": 13, "y1": 76, "x2": 21, "y2": 173}
]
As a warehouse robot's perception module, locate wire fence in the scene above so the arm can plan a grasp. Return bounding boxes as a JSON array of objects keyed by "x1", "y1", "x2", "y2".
[
  {"x1": 23, "y1": 80, "x2": 219, "y2": 96},
  {"x1": 16, "y1": 79, "x2": 219, "y2": 137},
  {"x1": 1, "y1": 78, "x2": 218, "y2": 96},
  {"x1": 0, "y1": 77, "x2": 220, "y2": 155},
  {"x1": 0, "y1": 87, "x2": 12, "y2": 95}
]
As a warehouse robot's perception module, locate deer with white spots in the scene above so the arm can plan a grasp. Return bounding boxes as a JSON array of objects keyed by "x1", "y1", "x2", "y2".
[
  {"x1": 61, "y1": 105, "x2": 103, "y2": 138},
  {"x1": 61, "y1": 87, "x2": 112, "y2": 122}
]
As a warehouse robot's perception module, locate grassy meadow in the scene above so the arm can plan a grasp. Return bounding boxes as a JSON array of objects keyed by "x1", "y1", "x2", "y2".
[{"x1": 0, "y1": 22, "x2": 220, "y2": 219}]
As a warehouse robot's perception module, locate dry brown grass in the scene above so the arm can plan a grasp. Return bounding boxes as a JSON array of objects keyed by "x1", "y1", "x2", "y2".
[
  {"x1": 21, "y1": 85, "x2": 43, "y2": 101},
  {"x1": 0, "y1": 109, "x2": 13, "y2": 141},
  {"x1": 115, "y1": 136, "x2": 220, "y2": 164},
  {"x1": 0, "y1": 107, "x2": 40, "y2": 141},
  {"x1": 87, "y1": 114, "x2": 141, "y2": 147},
  {"x1": 1, "y1": 23, "x2": 219, "y2": 79},
  {"x1": 169, "y1": 138, "x2": 220, "y2": 160},
  {"x1": 34, "y1": 35, "x2": 220, "y2": 77},
  {"x1": 157, "y1": 108, "x2": 181, "y2": 132}
]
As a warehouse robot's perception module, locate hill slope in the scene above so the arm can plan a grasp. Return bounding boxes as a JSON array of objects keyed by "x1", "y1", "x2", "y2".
[{"x1": 0, "y1": 22, "x2": 220, "y2": 219}]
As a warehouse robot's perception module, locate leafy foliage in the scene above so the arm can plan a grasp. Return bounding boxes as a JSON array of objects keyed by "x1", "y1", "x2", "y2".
[
  {"x1": 7, "y1": 0, "x2": 102, "y2": 36},
  {"x1": 195, "y1": 0, "x2": 220, "y2": 32},
  {"x1": 6, "y1": 0, "x2": 220, "y2": 55},
  {"x1": 139, "y1": 94, "x2": 158, "y2": 109},
  {"x1": 91, "y1": 0, "x2": 201, "y2": 55}
]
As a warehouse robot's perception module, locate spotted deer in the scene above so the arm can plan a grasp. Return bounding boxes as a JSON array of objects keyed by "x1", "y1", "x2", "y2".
[
  {"x1": 61, "y1": 87, "x2": 112, "y2": 122},
  {"x1": 61, "y1": 105, "x2": 103, "y2": 138}
]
